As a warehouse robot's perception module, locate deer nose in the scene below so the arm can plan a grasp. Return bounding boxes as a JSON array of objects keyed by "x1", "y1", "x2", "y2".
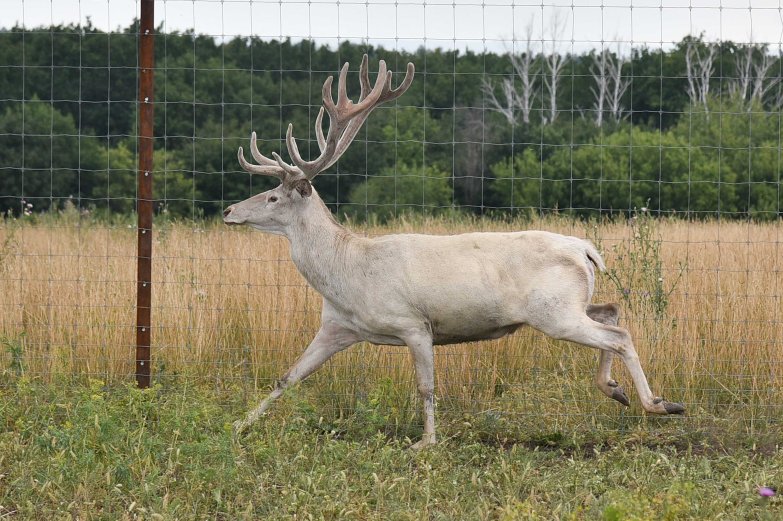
[{"x1": 223, "y1": 206, "x2": 240, "y2": 225}]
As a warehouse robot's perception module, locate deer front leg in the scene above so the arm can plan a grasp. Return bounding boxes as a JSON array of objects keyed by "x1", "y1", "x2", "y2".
[
  {"x1": 404, "y1": 333, "x2": 437, "y2": 450},
  {"x1": 233, "y1": 322, "x2": 359, "y2": 436}
]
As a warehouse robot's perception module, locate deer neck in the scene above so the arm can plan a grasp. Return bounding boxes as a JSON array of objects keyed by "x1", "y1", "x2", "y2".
[{"x1": 285, "y1": 193, "x2": 361, "y2": 299}]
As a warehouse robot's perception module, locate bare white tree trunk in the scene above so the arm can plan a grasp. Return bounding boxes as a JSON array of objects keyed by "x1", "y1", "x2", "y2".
[
  {"x1": 590, "y1": 43, "x2": 631, "y2": 126},
  {"x1": 511, "y1": 21, "x2": 537, "y2": 125},
  {"x1": 606, "y1": 44, "x2": 631, "y2": 123},
  {"x1": 685, "y1": 42, "x2": 717, "y2": 111},
  {"x1": 544, "y1": 12, "x2": 567, "y2": 124},
  {"x1": 590, "y1": 50, "x2": 608, "y2": 126},
  {"x1": 751, "y1": 49, "x2": 781, "y2": 102},
  {"x1": 482, "y1": 20, "x2": 538, "y2": 126},
  {"x1": 727, "y1": 43, "x2": 780, "y2": 108},
  {"x1": 482, "y1": 76, "x2": 517, "y2": 124},
  {"x1": 729, "y1": 45, "x2": 754, "y2": 100}
]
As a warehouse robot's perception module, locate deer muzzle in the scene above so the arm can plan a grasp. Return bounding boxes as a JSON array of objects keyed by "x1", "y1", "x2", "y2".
[{"x1": 222, "y1": 205, "x2": 242, "y2": 225}]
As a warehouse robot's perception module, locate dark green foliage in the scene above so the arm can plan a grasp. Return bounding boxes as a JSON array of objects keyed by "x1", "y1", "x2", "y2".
[
  {"x1": 492, "y1": 99, "x2": 783, "y2": 218},
  {"x1": 1, "y1": 23, "x2": 780, "y2": 219},
  {"x1": 0, "y1": 98, "x2": 108, "y2": 213}
]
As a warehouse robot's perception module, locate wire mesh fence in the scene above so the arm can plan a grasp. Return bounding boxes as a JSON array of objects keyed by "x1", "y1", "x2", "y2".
[{"x1": 1, "y1": 0, "x2": 782, "y2": 429}]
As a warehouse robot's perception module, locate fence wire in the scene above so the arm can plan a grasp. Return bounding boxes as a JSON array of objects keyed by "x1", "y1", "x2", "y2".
[{"x1": 1, "y1": 0, "x2": 782, "y2": 428}]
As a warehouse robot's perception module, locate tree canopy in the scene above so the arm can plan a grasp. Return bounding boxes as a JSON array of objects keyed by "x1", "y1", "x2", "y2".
[{"x1": 0, "y1": 23, "x2": 780, "y2": 220}]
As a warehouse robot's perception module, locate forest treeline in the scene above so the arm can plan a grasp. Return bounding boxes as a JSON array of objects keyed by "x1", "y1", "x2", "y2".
[{"x1": 0, "y1": 21, "x2": 781, "y2": 220}]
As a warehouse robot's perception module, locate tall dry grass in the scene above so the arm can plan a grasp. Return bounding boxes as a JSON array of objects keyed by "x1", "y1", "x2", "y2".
[{"x1": 1, "y1": 213, "x2": 782, "y2": 427}]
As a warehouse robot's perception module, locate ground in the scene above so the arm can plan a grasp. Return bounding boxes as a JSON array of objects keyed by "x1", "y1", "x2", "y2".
[
  {"x1": 2, "y1": 218, "x2": 783, "y2": 519},
  {"x1": 1, "y1": 378, "x2": 781, "y2": 520}
]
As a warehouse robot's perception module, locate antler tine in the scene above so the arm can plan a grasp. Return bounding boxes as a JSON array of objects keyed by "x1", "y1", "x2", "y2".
[
  {"x1": 316, "y1": 57, "x2": 376, "y2": 153},
  {"x1": 271, "y1": 151, "x2": 302, "y2": 177},
  {"x1": 360, "y1": 59, "x2": 389, "y2": 110},
  {"x1": 237, "y1": 131, "x2": 303, "y2": 181},
  {"x1": 237, "y1": 146, "x2": 286, "y2": 180},
  {"x1": 249, "y1": 131, "x2": 279, "y2": 166},
  {"x1": 275, "y1": 73, "x2": 338, "y2": 179},
  {"x1": 321, "y1": 74, "x2": 339, "y2": 120},
  {"x1": 336, "y1": 62, "x2": 351, "y2": 109},
  {"x1": 380, "y1": 62, "x2": 415, "y2": 102},
  {"x1": 316, "y1": 60, "x2": 414, "y2": 173},
  {"x1": 336, "y1": 58, "x2": 389, "y2": 119},
  {"x1": 358, "y1": 54, "x2": 372, "y2": 102},
  {"x1": 315, "y1": 107, "x2": 326, "y2": 153},
  {"x1": 285, "y1": 123, "x2": 308, "y2": 174}
]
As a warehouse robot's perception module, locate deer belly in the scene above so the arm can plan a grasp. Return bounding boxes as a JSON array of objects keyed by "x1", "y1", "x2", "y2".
[
  {"x1": 432, "y1": 323, "x2": 522, "y2": 345},
  {"x1": 426, "y1": 299, "x2": 523, "y2": 345}
]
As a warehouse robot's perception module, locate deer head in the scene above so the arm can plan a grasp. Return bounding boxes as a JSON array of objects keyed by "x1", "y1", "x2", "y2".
[{"x1": 223, "y1": 55, "x2": 415, "y2": 233}]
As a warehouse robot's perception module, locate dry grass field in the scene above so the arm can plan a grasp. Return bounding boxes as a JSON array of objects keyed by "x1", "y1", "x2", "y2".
[
  {"x1": 1, "y1": 213, "x2": 782, "y2": 428},
  {"x1": 3, "y1": 213, "x2": 783, "y2": 519}
]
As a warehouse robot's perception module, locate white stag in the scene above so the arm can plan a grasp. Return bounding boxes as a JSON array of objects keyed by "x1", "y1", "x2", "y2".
[{"x1": 223, "y1": 55, "x2": 684, "y2": 448}]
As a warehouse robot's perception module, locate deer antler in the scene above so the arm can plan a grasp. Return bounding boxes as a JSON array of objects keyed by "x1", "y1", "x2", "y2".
[
  {"x1": 238, "y1": 55, "x2": 415, "y2": 182},
  {"x1": 236, "y1": 132, "x2": 290, "y2": 181}
]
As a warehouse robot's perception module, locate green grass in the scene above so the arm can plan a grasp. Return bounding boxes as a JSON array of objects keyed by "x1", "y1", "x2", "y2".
[{"x1": 1, "y1": 378, "x2": 782, "y2": 520}]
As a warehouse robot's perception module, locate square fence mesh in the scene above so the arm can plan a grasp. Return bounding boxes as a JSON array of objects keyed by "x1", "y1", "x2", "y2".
[{"x1": 1, "y1": 0, "x2": 781, "y2": 429}]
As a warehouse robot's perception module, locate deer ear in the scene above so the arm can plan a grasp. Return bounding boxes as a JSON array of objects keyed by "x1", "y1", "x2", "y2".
[{"x1": 292, "y1": 178, "x2": 312, "y2": 198}]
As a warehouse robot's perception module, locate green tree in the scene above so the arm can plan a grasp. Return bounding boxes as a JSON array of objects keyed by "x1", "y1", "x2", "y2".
[
  {"x1": 492, "y1": 124, "x2": 734, "y2": 216},
  {"x1": 0, "y1": 99, "x2": 106, "y2": 214},
  {"x1": 672, "y1": 97, "x2": 780, "y2": 217},
  {"x1": 90, "y1": 141, "x2": 202, "y2": 218},
  {"x1": 1, "y1": 21, "x2": 780, "y2": 219},
  {"x1": 347, "y1": 163, "x2": 453, "y2": 221}
]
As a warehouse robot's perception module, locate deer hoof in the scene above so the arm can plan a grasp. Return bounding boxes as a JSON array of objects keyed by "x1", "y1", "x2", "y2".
[
  {"x1": 663, "y1": 401, "x2": 686, "y2": 415},
  {"x1": 648, "y1": 397, "x2": 685, "y2": 415},
  {"x1": 611, "y1": 386, "x2": 631, "y2": 407}
]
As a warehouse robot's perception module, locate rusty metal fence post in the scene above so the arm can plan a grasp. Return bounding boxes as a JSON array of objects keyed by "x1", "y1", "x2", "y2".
[{"x1": 136, "y1": 0, "x2": 155, "y2": 388}]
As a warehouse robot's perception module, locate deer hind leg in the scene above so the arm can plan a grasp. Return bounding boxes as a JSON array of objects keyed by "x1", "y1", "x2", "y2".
[
  {"x1": 233, "y1": 322, "x2": 359, "y2": 437},
  {"x1": 586, "y1": 303, "x2": 630, "y2": 407},
  {"x1": 532, "y1": 308, "x2": 684, "y2": 415}
]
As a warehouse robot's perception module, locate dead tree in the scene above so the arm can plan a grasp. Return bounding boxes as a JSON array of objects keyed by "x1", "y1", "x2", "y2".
[
  {"x1": 606, "y1": 45, "x2": 631, "y2": 123},
  {"x1": 483, "y1": 20, "x2": 538, "y2": 125},
  {"x1": 685, "y1": 41, "x2": 717, "y2": 111},
  {"x1": 590, "y1": 50, "x2": 608, "y2": 126},
  {"x1": 730, "y1": 44, "x2": 754, "y2": 101},
  {"x1": 727, "y1": 43, "x2": 781, "y2": 108},
  {"x1": 590, "y1": 43, "x2": 631, "y2": 126},
  {"x1": 751, "y1": 48, "x2": 781, "y2": 103},
  {"x1": 544, "y1": 12, "x2": 567, "y2": 124}
]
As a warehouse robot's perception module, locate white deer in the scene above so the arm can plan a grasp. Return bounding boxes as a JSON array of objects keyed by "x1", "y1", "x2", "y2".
[{"x1": 223, "y1": 56, "x2": 684, "y2": 449}]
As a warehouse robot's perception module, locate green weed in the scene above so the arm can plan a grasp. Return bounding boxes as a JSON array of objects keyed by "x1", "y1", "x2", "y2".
[
  {"x1": 2, "y1": 333, "x2": 25, "y2": 377},
  {"x1": 601, "y1": 207, "x2": 685, "y2": 321}
]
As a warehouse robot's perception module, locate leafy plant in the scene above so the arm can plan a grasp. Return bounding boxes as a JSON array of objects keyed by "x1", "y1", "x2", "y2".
[
  {"x1": 0, "y1": 221, "x2": 18, "y2": 272},
  {"x1": 3, "y1": 333, "x2": 25, "y2": 377},
  {"x1": 601, "y1": 206, "x2": 685, "y2": 323}
]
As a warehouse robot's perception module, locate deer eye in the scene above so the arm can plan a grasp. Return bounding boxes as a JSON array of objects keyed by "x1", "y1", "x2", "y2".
[{"x1": 268, "y1": 196, "x2": 278, "y2": 203}]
